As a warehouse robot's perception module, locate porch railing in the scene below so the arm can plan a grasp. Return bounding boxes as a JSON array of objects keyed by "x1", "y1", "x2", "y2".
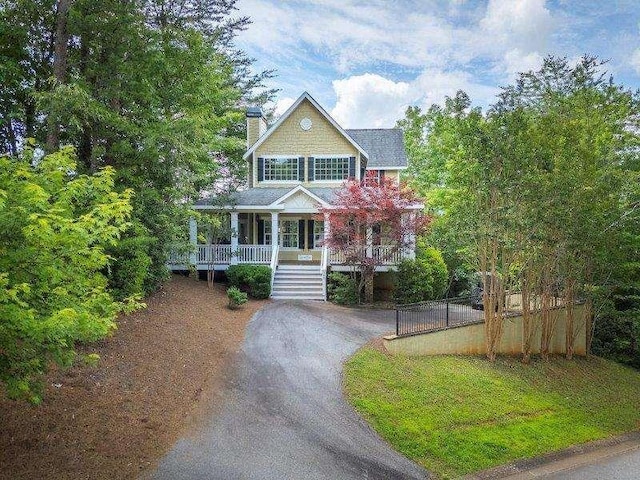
[
  {"x1": 237, "y1": 244, "x2": 271, "y2": 264},
  {"x1": 328, "y1": 245, "x2": 408, "y2": 265},
  {"x1": 167, "y1": 250, "x2": 189, "y2": 265},
  {"x1": 372, "y1": 245, "x2": 404, "y2": 265},
  {"x1": 197, "y1": 244, "x2": 232, "y2": 264},
  {"x1": 193, "y1": 244, "x2": 271, "y2": 265},
  {"x1": 329, "y1": 249, "x2": 346, "y2": 264}
]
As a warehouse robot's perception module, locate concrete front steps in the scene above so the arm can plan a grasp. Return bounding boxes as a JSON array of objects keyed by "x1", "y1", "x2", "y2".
[{"x1": 271, "y1": 265, "x2": 325, "y2": 300}]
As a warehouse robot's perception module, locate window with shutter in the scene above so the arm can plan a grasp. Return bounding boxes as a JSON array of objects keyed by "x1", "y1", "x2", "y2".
[
  {"x1": 280, "y1": 220, "x2": 299, "y2": 248},
  {"x1": 257, "y1": 219, "x2": 265, "y2": 244},
  {"x1": 262, "y1": 157, "x2": 299, "y2": 181},
  {"x1": 257, "y1": 157, "x2": 264, "y2": 182},
  {"x1": 307, "y1": 157, "x2": 315, "y2": 181},
  {"x1": 298, "y1": 220, "x2": 305, "y2": 249},
  {"x1": 307, "y1": 220, "x2": 314, "y2": 250},
  {"x1": 313, "y1": 156, "x2": 350, "y2": 181},
  {"x1": 313, "y1": 221, "x2": 324, "y2": 249}
]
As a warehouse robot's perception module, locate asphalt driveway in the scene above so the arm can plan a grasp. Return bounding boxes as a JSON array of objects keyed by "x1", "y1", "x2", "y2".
[{"x1": 149, "y1": 300, "x2": 429, "y2": 480}]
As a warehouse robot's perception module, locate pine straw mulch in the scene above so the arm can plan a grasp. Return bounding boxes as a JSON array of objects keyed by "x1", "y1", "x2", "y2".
[{"x1": 0, "y1": 274, "x2": 267, "y2": 480}]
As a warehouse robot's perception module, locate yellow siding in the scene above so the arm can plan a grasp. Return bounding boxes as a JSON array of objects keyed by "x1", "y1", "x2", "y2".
[
  {"x1": 382, "y1": 170, "x2": 400, "y2": 184},
  {"x1": 247, "y1": 117, "x2": 262, "y2": 148},
  {"x1": 253, "y1": 99, "x2": 361, "y2": 187}
]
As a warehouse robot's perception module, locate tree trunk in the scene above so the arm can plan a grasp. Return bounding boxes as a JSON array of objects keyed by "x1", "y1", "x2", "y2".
[
  {"x1": 521, "y1": 273, "x2": 535, "y2": 364},
  {"x1": 364, "y1": 271, "x2": 374, "y2": 303},
  {"x1": 77, "y1": 38, "x2": 93, "y2": 170},
  {"x1": 46, "y1": 0, "x2": 73, "y2": 152},
  {"x1": 5, "y1": 119, "x2": 18, "y2": 156},
  {"x1": 482, "y1": 231, "x2": 505, "y2": 362},
  {"x1": 564, "y1": 281, "x2": 575, "y2": 360}
]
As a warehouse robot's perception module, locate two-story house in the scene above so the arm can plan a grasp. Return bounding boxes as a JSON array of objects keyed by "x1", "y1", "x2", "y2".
[{"x1": 169, "y1": 92, "x2": 421, "y2": 299}]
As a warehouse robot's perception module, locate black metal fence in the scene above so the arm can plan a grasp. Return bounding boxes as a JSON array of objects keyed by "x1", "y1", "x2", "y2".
[{"x1": 395, "y1": 297, "x2": 485, "y2": 337}]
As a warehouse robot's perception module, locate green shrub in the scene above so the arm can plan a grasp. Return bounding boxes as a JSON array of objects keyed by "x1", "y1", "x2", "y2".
[
  {"x1": 226, "y1": 264, "x2": 272, "y2": 299},
  {"x1": 328, "y1": 272, "x2": 360, "y2": 305},
  {"x1": 394, "y1": 247, "x2": 448, "y2": 304},
  {"x1": 106, "y1": 224, "x2": 154, "y2": 301},
  {"x1": 227, "y1": 286, "x2": 248, "y2": 309},
  {"x1": 592, "y1": 285, "x2": 640, "y2": 369}
]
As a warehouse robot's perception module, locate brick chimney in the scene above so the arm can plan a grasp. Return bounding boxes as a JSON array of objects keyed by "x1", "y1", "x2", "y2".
[{"x1": 246, "y1": 107, "x2": 267, "y2": 148}]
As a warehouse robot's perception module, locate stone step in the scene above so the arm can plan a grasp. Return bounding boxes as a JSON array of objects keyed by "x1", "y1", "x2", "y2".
[
  {"x1": 271, "y1": 265, "x2": 326, "y2": 300},
  {"x1": 271, "y1": 293, "x2": 325, "y2": 300},
  {"x1": 272, "y1": 286, "x2": 324, "y2": 293},
  {"x1": 274, "y1": 272, "x2": 323, "y2": 278},
  {"x1": 273, "y1": 282, "x2": 323, "y2": 288},
  {"x1": 277, "y1": 265, "x2": 321, "y2": 271}
]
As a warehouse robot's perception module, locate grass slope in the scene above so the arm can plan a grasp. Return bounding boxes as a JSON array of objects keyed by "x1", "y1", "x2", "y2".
[{"x1": 344, "y1": 348, "x2": 640, "y2": 479}]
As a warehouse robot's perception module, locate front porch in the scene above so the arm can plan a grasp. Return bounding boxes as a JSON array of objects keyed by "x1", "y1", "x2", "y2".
[
  {"x1": 167, "y1": 243, "x2": 408, "y2": 271},
  {"x1": 166, "y1": 211, "x2": 413, "y2": 272}
]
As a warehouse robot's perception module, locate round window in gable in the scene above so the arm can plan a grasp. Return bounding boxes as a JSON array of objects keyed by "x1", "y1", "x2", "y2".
[{"x1": 300, "y1": 117, "x2": 312, "y2": 131}]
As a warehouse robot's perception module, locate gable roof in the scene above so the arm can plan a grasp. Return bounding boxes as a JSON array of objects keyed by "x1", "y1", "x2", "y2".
[
  {"x1": 346, "y1": 129, "x2": 408, "y2": 168},
  {"x1": 267, "y1": 185, "x2": 331, "y2": 208},
  {"x1": 194, "y1": 187, "x2": 339, "y2": 208},
  {"x1": 243, "y1": 92, "x2": 368, "y2": 160}
]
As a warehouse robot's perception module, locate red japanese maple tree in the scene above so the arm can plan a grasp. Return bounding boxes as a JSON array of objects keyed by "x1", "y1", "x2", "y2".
[{"x1": 319, "y1": 175, "x2": 430, "y2": 302}]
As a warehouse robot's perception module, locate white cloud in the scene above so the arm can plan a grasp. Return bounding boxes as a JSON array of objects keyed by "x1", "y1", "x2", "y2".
[
  {"x1": 273, "y1": 97, "x2": 295, "y2": 116},
  {"x1": 330, "y1": 71, "x2": 499, "y2": 129},
  {"x1": 237, "y1": 0, "x2": 639, "y2": 128},
  {"x1": 237, "y1": 0, "x2": 558, "y2": 91},
  {"x1": 480, "y1": 0, "x2": 555, "y2": 53},
  {"x1": 331, "y1": 74, "x2": 412, "y2": 128},
  {"x1": 501, "y1": 48, "x2": 544, "y2": 80},
  {"x1": 237, "y1": 0, "x2": 473, "y2": 72},
  {"x1": 478, "y1": 0, "x2": 554, "y2": 81}
]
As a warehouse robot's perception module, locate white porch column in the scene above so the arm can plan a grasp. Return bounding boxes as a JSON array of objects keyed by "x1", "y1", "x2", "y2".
[
  {"x1": 230, "y1": 211, "x2": 239, "y2": 265},
  {"x1": 402, "y1": 212, "x2": 416, "y2": 260},
  {"x1": 189, "y1": 217, "x2": 197, "y2": 265},
  {"x1": 271, "y1": 211, "x2": 279, "y2": 247},
  {"x1": 323, "y1": 212, "x2": 331, "y2": 243},
  {"x1": 366, "y1": 226, "x2": 373, "y2": 259}
]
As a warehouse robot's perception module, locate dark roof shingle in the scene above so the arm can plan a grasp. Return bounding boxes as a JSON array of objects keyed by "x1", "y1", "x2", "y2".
[
  {"x1": 346, "y1": 128, "x2": 407, "y2": 168},
  {"x1": 195, "y1": 187, "x2": 339, "y2": 207}
]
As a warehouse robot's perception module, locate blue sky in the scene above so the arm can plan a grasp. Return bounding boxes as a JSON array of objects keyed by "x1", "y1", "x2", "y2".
[{"x1": 235, "y1": 0, "x2": 640, "y2": 128}]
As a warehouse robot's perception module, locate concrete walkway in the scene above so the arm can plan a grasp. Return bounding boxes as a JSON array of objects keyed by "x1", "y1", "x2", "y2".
[{"x1": 149, "y1": 301, "x2": 429, "y2": 480}]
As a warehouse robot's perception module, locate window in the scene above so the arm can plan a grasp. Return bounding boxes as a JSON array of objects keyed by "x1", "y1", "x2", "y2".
[
  {"x1": 280, "y1": 220, "x2": 299, "y2": 248},
  {"x1": 264, "y1": 157, "x2": 298, "y2": 181},
  {"x1": 363, "y1": 169, "x2": 382, "y2": 185},
  {"x1": 314, "y1": 156, "x2": 350, "y2": 181},
  {"x1": 263, "y1": 221, "x2": 272, "y2": 245},
  {"x1": 313, "y1": 221, "x2": 324, "y2": 249}
]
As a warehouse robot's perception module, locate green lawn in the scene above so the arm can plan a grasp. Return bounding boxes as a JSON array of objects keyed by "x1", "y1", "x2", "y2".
[{"x1": 344, "y1": 348, "x2": 640, "y2": 479}]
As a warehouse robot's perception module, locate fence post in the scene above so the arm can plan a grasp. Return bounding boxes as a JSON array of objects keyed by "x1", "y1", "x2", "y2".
[
  {"x1": 446, "y1": 298, "x2": 449, "y2": 327},
  {"x1": 395, "y1": 308, "x2": 399, "y2": 336}
]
